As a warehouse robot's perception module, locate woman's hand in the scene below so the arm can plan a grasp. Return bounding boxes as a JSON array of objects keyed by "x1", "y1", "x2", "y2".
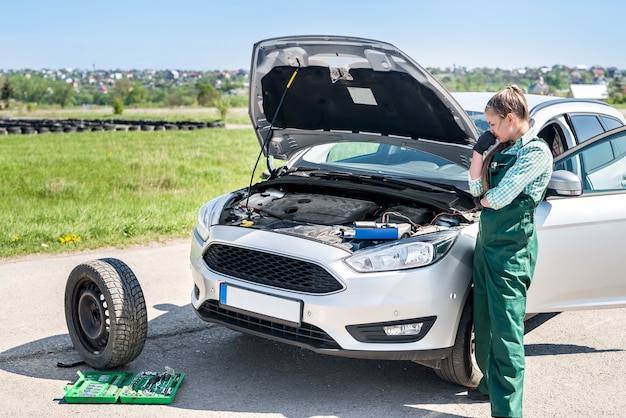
[{"x1": 473, "y1": 131, "x2": 496, "y2": 155}]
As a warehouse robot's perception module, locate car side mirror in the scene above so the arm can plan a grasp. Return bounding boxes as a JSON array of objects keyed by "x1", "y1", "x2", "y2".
[{"x1": 547, "y1": 170, "x2": 582, "y2": 196}]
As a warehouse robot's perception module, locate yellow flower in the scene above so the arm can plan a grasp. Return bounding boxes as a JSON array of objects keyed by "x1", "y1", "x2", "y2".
[
  {"x1": 59, "y1": 234, "x2": 81, "y2": 244},
  {"x1": 11, "y1": 236, "x2": 19, "y2": 243}
]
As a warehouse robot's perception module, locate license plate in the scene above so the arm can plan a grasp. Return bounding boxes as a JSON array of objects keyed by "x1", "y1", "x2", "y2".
[{"x1": 219, "y1": 284, "x2": 302, "y2": 326}]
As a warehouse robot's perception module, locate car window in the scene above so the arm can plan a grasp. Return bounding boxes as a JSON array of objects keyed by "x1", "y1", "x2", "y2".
[
  {"x1": 569, "y1": 114, "x2": 605, "y2": 143},
  {"x1": 582, "y1": 141, "x2": 613, "y2": 172},
  {"x1": 555, "y1": 131, "x2": 626, "y2": 192},
  {"x1": 601, "y1": 116, "x2": 623, "y2": 131},
  {"x1": 614, "y1": 133, "x2": 626, "y2": 155}
]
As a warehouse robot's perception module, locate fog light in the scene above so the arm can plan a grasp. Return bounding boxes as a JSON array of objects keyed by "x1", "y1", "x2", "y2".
[
  {"x1": 346, "y1": 316, "x2": 436, "y2": 343},
  {"x1": 383, "y1": 323, "x2": 423, "y2": 336}
]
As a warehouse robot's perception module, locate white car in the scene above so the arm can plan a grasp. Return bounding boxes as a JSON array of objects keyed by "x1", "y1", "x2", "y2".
[
  {"x1": 62, "y1": 35, "x2": 626, "y2": 388},
  {"x1": 186, "y1": 36, "x2": 626, "y2": 387}
]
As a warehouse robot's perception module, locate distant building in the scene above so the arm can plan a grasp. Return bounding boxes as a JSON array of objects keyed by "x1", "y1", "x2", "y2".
[
  {"x1": 568, "y1": 84, "x2": 609, "y2": 100},
  {"x1": 529, "y1": 76, "x2": 550, "y2": 95}
]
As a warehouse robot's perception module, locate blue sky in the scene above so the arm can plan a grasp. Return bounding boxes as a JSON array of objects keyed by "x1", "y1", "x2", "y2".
[{"x1": 3, "y1": 0, "x2": 626, "y2": 71}]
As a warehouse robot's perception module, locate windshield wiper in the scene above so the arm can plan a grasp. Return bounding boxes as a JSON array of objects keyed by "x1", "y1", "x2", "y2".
[
  {"x1": 308, "y1": 170, "x2": 354, "y2": 179},
  {"x1": 363, "y1": 174, "x2": 455, "y2": 193},
  {"x1": 273, "y1": 165, "x2": 326, "y2": 178}
]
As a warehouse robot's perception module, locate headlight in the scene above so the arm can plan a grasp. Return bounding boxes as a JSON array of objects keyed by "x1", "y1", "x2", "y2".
[
  {"x1": 195, "y1": 193, "x2": 234, "y2": 241},
  {"x1": 344, "y1": 230, "x2": 458, "y2": 272}
]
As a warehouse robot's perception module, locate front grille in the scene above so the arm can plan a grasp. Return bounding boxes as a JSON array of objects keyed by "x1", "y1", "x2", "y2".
[
  {"x1": 198, "y1": 300, "x2": 340, "y2": 349},
  {"x1": 203, "y1": 244, "x2": 343, "y2": 294}
]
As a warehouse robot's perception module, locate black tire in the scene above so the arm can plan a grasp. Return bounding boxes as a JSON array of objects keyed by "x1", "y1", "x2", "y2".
[
  {"x1": 434, "y1": 294, "x2": 482, "y2": 387},
  {"x1": 64, "y1": 258, "x2": 147, "y2": 369}
]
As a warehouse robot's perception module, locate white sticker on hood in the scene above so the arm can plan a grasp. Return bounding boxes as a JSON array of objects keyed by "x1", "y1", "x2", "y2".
[{"x1": 347, "y1": 87, "x2": 378, "y2": 106}]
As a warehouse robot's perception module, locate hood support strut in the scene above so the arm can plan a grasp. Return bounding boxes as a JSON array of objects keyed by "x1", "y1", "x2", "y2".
[{"x1": 245, "y1": 62, "x2": 300, "y2": 217}]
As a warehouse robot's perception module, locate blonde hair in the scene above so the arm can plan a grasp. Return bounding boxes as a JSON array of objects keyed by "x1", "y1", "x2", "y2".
[
  {"x1": 485, "y1": 85, "x2": 529, "y2": 121},
  {"x1": 481, "y1": 85, "x2": 529, "y2": 191}
]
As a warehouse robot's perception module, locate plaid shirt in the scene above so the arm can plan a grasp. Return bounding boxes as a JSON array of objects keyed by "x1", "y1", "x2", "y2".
[{"x1": 469, "y1": 128, "x2": 553, "y2": 210}]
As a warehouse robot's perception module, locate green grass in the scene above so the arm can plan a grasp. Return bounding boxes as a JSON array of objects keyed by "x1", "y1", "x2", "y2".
[{"x1": 0, "y1": 127, "x2": 261, "y2": 258}]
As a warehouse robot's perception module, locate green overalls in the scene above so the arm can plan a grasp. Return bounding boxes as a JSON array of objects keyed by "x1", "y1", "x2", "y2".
[{"x1": 473, "y1": 145, "x2": 542, "y2": 418}]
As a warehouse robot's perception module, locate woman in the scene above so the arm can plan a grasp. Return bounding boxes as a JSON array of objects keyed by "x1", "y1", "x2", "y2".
[{"x1": 467, "y1": 85, "x2": 553, "y2": 417}]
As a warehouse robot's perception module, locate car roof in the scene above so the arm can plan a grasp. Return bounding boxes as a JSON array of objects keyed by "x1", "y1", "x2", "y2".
[
  {"x1": 451, "y1": 91, "x2": 626, "y2": 133},
  {"x1": 451, "y1": 91, "x2": 557, "y2": 113}
]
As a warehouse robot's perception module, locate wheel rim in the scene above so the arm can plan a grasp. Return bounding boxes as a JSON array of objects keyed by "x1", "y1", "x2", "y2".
[
  {"x1": 74, "y1": 280, "x2": 110, "y2": 353},
  {"x1": 470, "y1": 325, "x2": 479, "y2": 375}
]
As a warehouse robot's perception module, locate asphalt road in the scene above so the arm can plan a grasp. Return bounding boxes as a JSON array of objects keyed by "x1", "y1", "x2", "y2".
[{"x1": 1, "y1": 239, "x2": 625, "y2": 417}]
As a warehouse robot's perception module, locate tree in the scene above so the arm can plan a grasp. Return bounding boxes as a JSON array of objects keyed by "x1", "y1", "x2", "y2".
[
  {"x1": 112, "y1": 96, "x2": 124, "y2": 114},
  {"x1": 608, "y1": 77, "x2": 625, "y2": 105},
  {"x1": 0, "y1": 77, "x2": 16, "y2": 109},
  {"x1": 11, "y1": 74, "x2": 47, "y2": 104},
  {"x1": 93, "y1": 91, "x2": 112, "y2": 106},
  {"x1": 196, "y1": 81, "x2": 219, "y2": 106},
  {"x1": 126, "y1": 81, "x2": 147, "y2": 106},
  {"x1": 213, "y1": 95, "x2": 230, "y2": 120},
  {"x1": 74, "y1": 90, "x2": 94, "y2": 106},
  {"x1": 51, "y1": 81, "x2": 75, "y2": 108},
  {"x1": 544, "y1": 68, "x2": 569, "y2": 92},
  {"x1": 113, "y1": 78, "x2": 131, "y2": 97},
  {"x1": 163, "y1": 91, "x2": 194, "y2": 107}
]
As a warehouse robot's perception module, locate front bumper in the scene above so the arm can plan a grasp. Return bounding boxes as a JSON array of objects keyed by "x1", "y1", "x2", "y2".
[{"x1": 189, "y1": 225, "x2": 474, "y2": 362}]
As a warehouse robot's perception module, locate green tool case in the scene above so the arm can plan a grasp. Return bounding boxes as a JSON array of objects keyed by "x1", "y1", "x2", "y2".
[{"x1": 64, "y1": 370, "x2": 185, "y2": 404}]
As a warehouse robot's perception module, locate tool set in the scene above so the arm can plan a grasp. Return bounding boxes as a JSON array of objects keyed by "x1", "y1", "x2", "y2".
[{"x1": 64, "y1": 369, "x2": 185, "y2": 404}]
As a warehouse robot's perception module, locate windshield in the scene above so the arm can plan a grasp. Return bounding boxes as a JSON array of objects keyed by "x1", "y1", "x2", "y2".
[
  {"x1": 297, "y1": 141, "x2": 469, "y2": 188},
  {"x1": 465, "y1": 110, "x2": 489, "y2": 134}
]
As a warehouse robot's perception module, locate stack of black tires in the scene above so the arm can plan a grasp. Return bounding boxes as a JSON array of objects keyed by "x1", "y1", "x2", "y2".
[{"x1": 0, "y1": 118, "x2": 225, "y2": 135}]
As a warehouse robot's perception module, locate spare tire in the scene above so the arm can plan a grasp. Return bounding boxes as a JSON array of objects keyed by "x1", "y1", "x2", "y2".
[{"x1": 64, "y1": 258, "x2": 147, "y2": 369}]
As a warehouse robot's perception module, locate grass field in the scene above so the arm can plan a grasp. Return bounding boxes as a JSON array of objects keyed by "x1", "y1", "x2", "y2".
[
  {"x1": 0, "y1": 116, "x2": 260, "y2": 258},
  {"x1": 5, "y1": 105, "x2": 625, "y2": 259}
]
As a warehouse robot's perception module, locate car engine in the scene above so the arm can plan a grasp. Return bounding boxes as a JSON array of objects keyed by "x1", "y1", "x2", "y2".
[{"x1": 220, "y1": 188, "x2": 477, "y2": 252}]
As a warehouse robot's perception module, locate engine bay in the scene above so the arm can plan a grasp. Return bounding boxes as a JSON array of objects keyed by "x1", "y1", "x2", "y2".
[{"x1": 220, "y1": 187, "x2": 478, "y2": 252}]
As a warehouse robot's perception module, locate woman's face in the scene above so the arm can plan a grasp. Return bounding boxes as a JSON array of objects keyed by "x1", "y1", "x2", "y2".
[{"x1": 485, "y1": 108, "x2": 516, "y2": 142}]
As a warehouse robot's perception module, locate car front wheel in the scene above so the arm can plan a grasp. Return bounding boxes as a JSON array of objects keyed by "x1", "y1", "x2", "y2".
[
  {"x1": 64, "y1": 258, "x2": 147, "y2": 369},
  {"x1": 434, "y1": 294, "x2": 481, "y2": 388}
]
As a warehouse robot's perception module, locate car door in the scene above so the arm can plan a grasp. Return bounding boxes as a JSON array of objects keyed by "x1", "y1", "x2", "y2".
[{"x1": 527, "y1": 126, "x2": 626, "y2": 313}]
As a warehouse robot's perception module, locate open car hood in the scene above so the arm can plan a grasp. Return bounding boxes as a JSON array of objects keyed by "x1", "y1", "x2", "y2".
[{"x1": 249, "y1": 35, "x2": 478, "y2": 159}]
